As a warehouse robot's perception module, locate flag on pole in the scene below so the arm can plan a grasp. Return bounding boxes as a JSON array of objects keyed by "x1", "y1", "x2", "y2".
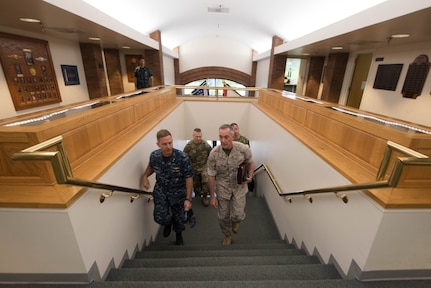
[
  {"x1": 222, "y1": 81, "x2": 240, "y2": 97},
  {"x1": 192, "y1": 80, "x2": 208, "y2": 95}
]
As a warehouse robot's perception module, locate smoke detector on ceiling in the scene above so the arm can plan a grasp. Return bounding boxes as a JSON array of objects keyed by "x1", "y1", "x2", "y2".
[{"x1": 208, "y1": 5, "x2": 229, "y2": 14}]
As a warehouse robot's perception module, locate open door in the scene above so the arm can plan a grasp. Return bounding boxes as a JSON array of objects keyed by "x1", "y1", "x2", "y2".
[{"x1": 346, "y1": 53, "x2": 373, "y2": 108}]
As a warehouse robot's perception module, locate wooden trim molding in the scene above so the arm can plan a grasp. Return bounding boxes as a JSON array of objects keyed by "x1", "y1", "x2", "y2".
[{"x1": 179, "y1": 66, "x2": 253, "y2": 86}]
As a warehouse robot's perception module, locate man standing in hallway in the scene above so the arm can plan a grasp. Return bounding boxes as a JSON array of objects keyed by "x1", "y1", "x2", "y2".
[
  {"x1": 134, "y1": 58, "x2": 153, "y2": 89},
  {"x1": 183, "y1": 128, "x2": 213, "y2": 206},
  {"x1": 207, "y1": 124, "x2": 254, "y2": 245},
  {"x1": 141, "y1": 129, "x2": 193, "y2": 245}
]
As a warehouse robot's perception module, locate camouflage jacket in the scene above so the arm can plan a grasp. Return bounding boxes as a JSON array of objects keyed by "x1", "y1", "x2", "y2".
[
  {"x1": 183, "y1": 140, "x2": 212, "y2": 172},
  {"x1": 207, "y1": 142, "x2": 253, "y2": 199},
  {"x1": 149, "y1": 148, "x2": 193, "y2": 194}
]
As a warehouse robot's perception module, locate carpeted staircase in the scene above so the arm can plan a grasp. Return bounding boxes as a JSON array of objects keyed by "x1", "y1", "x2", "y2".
[
  {"x1": 2, "y1": 196, "x2": 431, "y2": 287},
  {"x1": 95, "y1": 196, "x2": 431, "y2": 288}
]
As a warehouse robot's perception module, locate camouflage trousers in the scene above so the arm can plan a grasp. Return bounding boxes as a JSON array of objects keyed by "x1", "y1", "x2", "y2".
[
  {"x1": 217, "y1": 191, "x2": 246, "y2": 236},
  {"x1": 193, "y1": 169, "x2": 209, "y2": 197},
  {"x1": 153, "y1": 187, "x2": 186, "y2": 233}
]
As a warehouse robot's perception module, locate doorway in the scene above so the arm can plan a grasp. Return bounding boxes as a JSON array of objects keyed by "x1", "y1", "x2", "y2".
[
  {"x1": 346, "y1": 53, "x2": 373, "y2": 108},
  {"x1": 284, "y1": 58, "x2": 302, "y2": 93}
]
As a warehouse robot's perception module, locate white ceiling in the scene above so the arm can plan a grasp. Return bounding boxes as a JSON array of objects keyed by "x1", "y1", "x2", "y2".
[
  {"x1": 0, "y1": 0, "x2": 430, "y2": 57},
  {"x1": 80, "y1": 0, "x2": 388, "y2": 53}
]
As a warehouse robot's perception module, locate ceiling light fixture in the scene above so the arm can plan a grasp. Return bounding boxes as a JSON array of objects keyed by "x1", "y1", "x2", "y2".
[
  {"x1": 88, "y1": 37, "x2": 100, "y2": 41},
  {"x1": 208, "y1": 5, "x2": 229, "y2": 14},
  {"x1": 19, "y1": 18, "x2": 41, "y2": 23},
  {"x1": 122, "y1": 46, "x2": 130, "y2": 49},
  {"x1": 331, "y1": 46, "x2": 343, "y2": 50},
  {"x1": 391, "y1": 33, "x2": 410, "y2": 38}
]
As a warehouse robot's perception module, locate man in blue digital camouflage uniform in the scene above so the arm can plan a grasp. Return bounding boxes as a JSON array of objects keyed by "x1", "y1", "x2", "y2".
[
  {"x1": 134, "y1": 58, "x2": 153, "y2": 89},
  {"x1": 142, "y1": 129, "x2": 193, "y2": 245}
]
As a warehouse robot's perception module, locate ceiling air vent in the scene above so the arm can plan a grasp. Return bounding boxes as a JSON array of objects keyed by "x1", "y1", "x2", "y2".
[{"x1": 208, "y1": 6, "x2": 229, "y2": 14}]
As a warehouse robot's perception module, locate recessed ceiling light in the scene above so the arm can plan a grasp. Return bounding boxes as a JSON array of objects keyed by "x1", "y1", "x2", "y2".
[
  {"x1": 19, "y1": 18, "x2": 41, "y2": 23},
  {"x1": 331, "y1": 46, "x2": 343, "y2": 50},
  {"x1": 391, "y1": 33, "x2": 410, "y2": 38},
  {"x1": 208, "y1": 5, "x2": 229, "y2": 14},
  {"x1": 88, "y1": 37, "x2": 100, "y2": 41},
  {"x1": 122, "y1": 46, "x2": 130, "y2": 49}
]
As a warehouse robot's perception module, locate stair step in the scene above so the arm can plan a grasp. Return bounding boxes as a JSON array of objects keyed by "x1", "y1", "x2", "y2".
[
  {"x1": 90, "y1": 279, "x2": 431, "y2": 288},
  {"x1": 142, "y1": 242, "x2": 297, "y2": 251},
  {"x1": 135, "y1": 247, "x2": 305, "y2": 259},
  {"x1": 142, "y1": 241, "x2": 296, "y2": 251},
  {"x1": 106, "y1": 264, "x2": 341, "y2": 282},
  {"x1": 123, "y1": 254, "x2": 320, "y2": 268}
]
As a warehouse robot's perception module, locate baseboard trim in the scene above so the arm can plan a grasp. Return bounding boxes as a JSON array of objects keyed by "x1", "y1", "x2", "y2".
[
  {"x1": 350, "y1": 259, "x2": 431, "y2": 281},
  {"x1": 0, "y1": 272, "x2": 93, "y2": 284}
]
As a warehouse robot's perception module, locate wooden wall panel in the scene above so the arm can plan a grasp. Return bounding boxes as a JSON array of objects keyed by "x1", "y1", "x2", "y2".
[
  {"x1": 321, "y1": 53, "x2": 349, "y2": 103},
  {"x1": 179, "y1": 66, "x2": 253, "y2": 86},
  {"x1": 305, "y1": 56, "x2": 325, "y2": 98},
  {"x1": 79, "y1": 43, "x2": 108, "y2": 99},
  {"x1": 104, "y1": 48, "x2": 124, "y2": 95},
  {"x1": 0, "y1": 87, "x2": 179, "y2": 208}
]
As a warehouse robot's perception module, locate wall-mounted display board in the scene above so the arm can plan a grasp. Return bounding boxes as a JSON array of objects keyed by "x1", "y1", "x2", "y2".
[
  {"x1": 0, "y1": 32, "x2": 61, "y2": 111},
  {"x1": 373, "y1": 64, "x2": 403, "y2": 91},
  {"x1": 125, "y1": 54, "x2": 141, "y2": 83},
  {"x1": 401, "y1": 54, "x2": 430, "y2": 99}
]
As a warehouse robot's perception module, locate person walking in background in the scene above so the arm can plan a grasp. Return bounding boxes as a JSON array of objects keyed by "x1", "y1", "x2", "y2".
[
  {"x1": 183, "y1": 128, "x2": 213, "y2": 207},
  {"x1": 231, "y1": 122, "x2": 250, "y2": 146},
  {"x1": 207, "y1": 124, "x2": 254, "y2": 246},
  {"x1": 141, "y1": 129, "x2": 193, "y2": 245},
  {"x1": 134, "y1": 58, "x2": 153, "y2": 89},
  {"x1": 231, "y1": 122, "x2": 255, "y2": 192}
]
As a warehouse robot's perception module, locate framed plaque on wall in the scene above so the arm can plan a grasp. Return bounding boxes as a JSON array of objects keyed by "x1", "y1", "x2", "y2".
[
  {"x1": 373, "y1": 64, "x2": 403, "y2": 91},
  {"x1": 125, "y1": 54, "x2": 141, "y2": 83},
  {"x1": 0, "y1": 32, "x2": 62, "y2": 111}
]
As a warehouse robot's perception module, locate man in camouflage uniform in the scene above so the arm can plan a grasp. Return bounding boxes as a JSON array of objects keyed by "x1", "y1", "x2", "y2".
[
  {"x1": 208, "y1": 124, "x2": 254, "y2": 246},
  {"x1": 231, "y1": 122, "x2": 254, "y2": 192},
  {"x1": 183, "y1": 128, "x2": 213, "y2": 206},
  {"x1": 231, "y1": 122, "x2": 250, "y2": 146},
  {"x1": 141, "y1": 129, "x2": 193, "y2": 245},
  {"x1": 134, "y1": 58, "x2": 153, "y2": 89}
]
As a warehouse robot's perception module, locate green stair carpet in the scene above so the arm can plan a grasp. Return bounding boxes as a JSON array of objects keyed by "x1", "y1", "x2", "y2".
[{"x1": 3, "y1": 195, "x2": 431, "y2": 287}]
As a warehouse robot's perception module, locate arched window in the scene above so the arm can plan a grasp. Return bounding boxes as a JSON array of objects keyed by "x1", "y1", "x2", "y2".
[{"x1": 185, "y1": 78, "x2": 246, "y2": 96}]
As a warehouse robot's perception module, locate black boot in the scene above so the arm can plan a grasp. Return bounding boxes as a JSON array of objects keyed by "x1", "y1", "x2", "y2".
[
  {"x1": 163, "y1": 218, "x2": 173, "y2": 237},
  {"x1": 175, "y1": 232, "x2": 184, "y2": 245}
]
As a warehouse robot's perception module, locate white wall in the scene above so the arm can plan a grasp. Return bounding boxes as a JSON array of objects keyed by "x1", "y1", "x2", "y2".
[
  {"x1": 0, "y1": 104, "x2": 187, "y2": 282},
  {"x1": 163, "y1": 54, "x2": 176, "y2": 85},
  {"x1": 179, "y1": 37, "x2": 253, "y2": 75},
  {"x1": 255, "y1": 56, "x2": 270, "y2": 88},
  {"x1": 359, "y1": 41, "x2": 431, "y2": 127},
  {"x1": 247, "y1": 104, "x2": 431, "y2": 280},
  {"x1": 0, "y1": 26, "x2": 90, "y2": 120},
  {"x1": 182, "y1": 101, "x2": 251, "y2": 141}
]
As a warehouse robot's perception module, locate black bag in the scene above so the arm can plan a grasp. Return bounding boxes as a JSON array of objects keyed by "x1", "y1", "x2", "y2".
[{"x1": 237, "y1": 162, "x2": 248, "y2": 184}]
